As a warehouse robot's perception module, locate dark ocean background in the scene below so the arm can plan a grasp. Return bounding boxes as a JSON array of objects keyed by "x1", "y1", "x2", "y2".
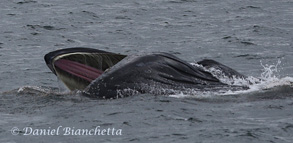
[{"x1": 0, "y1": 0, "x2": 293, "y2": 142}]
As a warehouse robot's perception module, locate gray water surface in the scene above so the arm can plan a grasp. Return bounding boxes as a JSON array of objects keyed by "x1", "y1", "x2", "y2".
[{"x1": 0, "y1": 0, "x2": 293, "y2": 142}]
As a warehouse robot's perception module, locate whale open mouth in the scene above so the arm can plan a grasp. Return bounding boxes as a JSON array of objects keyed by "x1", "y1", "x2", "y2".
[{"x1": 44, "y1": 48, "x2": 126, "y2": 90}]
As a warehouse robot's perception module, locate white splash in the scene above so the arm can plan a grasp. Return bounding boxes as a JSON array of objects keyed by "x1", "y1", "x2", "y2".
[
  {"x1": 240, "y1": 59, "x2": 292, "y2": 92},
  {"x1": 260, "y1": 59, "x2": 281, "y2": 80}
]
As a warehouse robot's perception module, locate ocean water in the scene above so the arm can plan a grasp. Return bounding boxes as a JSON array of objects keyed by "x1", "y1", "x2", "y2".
[{"x1": 0, "y1": 0, "x2": 293, "y2": 142}]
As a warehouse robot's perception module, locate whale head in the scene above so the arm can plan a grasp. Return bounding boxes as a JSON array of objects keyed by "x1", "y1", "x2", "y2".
[{"x1": 44, "y1": 47, "x2": 126, "y2": 90}]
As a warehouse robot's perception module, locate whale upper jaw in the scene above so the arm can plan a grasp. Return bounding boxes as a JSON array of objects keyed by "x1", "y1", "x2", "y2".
[{"x1": 44, "y1": 47, "x2": 126, "y2": 90}]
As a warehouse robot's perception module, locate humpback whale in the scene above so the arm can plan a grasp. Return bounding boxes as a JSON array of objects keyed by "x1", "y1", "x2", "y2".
[{"x1": 45, "y1": 47, "x2": 248, "y2": 99}]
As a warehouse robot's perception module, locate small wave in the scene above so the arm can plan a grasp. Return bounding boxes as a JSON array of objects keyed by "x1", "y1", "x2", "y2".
[
  {"x1": 2, "y1": 86, "x2": 77, "y2": 97},
  {"x1": 17, "y1": 86, "x2": 51, "y2": 94}
]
